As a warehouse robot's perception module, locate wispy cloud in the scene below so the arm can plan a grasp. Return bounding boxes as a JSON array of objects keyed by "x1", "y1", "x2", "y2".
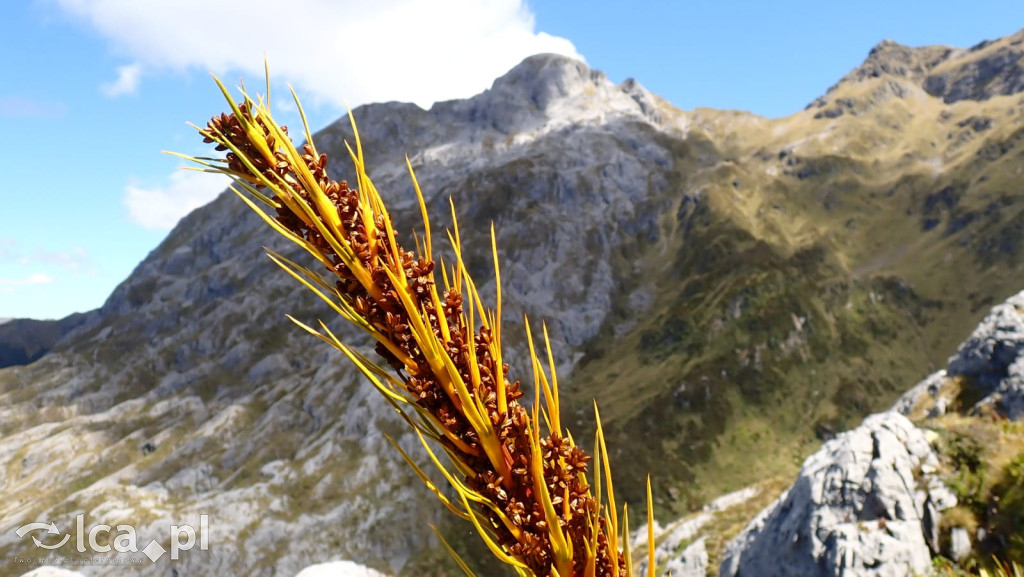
[
  {"x1": 0, "y1": 96, "x2": 67, "y2": 118},
  {"x1": 0, "y1": 238, "x2": 18, "y2": 259},
  {"x1": 124, "y1": 170, "x2": 230, "y2": 231},
  {"x1": 0, "y1": 273, "x2": 55, "y2": 288},
  {"x1": 0, "y1": 275, "x2": 50, "y2": 293},
  {"x1": 0, "y1": 239, "x2": 97, "y2": 274},
  {"x1": 48, "y1": 0, "x2": 581, "y2": 109},
  {"x1": 100, "y1": 63, "x2": 142, "y2": 97},
  {"x1": 33, "y1": 246, "x2": 94, "y2": 273}
]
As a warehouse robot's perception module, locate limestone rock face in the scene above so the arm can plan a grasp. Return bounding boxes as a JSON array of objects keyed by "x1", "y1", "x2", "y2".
[
  {"x1": 719, "y1": 412, "x2": 956, "y2": 577},
  {"x1": 948, "y1": 290, "x2": 1024, "y2": 419},
  {"x1": 895, "y1": 290, "x2": 1024, "y2": 420},
  {"x1": 663, "y1": 537, "x2": 708, "y2": 577},
  {"x1": 634, "y1": 486, "x2": 758, "y2": 576},
  {"x1": 891, "y1": 369, "x2": 948, "y2": 416},
  {"x1": 950, "y1": 527, "x2": 972, "y2": 562}
]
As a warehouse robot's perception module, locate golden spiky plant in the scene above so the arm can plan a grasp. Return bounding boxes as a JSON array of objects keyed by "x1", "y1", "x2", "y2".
[
  {"x1": 979, "y1": 563, "x2": 1024, "y2": 577},
  {"x1": 172, "y1": 70, "x2": 657, "y2": 576},
  {"x1": 940, "y1": 559, "x2": 1024, "y2": 577}
]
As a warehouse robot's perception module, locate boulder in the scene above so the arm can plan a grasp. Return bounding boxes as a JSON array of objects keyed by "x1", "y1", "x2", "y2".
[
  {"x1": 893, "y1": 289, "x2": 1024, "y2": 421},
  {"x1": 950, "y1": 527, "x2": 972, "y2": 562},
  {"x1": 634, "y1": 486, "x2": 758, "y2": 575},
  {"x1": 719, "y1": 412, "x2": 956, "y2": 577},
  {"x1": 947, "y1": 290, "x2": 1024, "y2": 419},
  {"x1": 892, "y1": 369, "x2": 947, "y2": 416}
]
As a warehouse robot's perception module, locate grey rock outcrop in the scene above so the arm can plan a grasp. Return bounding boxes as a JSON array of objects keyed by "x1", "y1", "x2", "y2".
[
  {"x1": 891, "y1": 369, "x2": 948, "y2": 416},
  {"x1": 634, "y1": 486, "x2": 758, "y2": 576},
  {"x1": 719, "y1": 412, "x2": 956, "y2": 577},
  {"x1": 663, "y1": 537, "x2": 707, "y2": 577},
  {"x1": 895, "y1": 289, "x2": 1024, "y2": 420},
  {"x1": 948, "y1": 290, "x2": 1024, "y2": 419},
  {"x1": 950, "y1": 527, "x2": 972, "y2": 562}
]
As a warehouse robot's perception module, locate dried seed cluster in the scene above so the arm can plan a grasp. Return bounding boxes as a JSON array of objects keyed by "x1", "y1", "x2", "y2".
[{"x1": 200, "y1": 104, "x2": 627, "y2": 576}]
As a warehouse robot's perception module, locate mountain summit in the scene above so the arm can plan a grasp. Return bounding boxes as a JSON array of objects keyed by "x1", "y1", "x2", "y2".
[{"x1": 813, "y1": 28, "x2": 1024, "y2": 111}]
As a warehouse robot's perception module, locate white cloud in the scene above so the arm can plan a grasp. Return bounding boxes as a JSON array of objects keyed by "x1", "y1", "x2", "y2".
[
  {"x1": 48, "y1": 0, "x2": 582, "y2": 108},
  {"x1": 0, "y1": 238, "x2": 17, "y2": 259},
  {"x1": 100, "y1": 63, "x2": 142, "y2": 97},
  {"x1": 124, "y1": 170, "x2": 231, "y2": 231},
  {"x1": 33, "y1": 246, "x2": 95, "y2": 274},
  {"x1": 0, "y1": 273, "x2": 55, "y2": 286},
  {"x1": 0, "y1": 240, "x2": 96, "y2": 274}
]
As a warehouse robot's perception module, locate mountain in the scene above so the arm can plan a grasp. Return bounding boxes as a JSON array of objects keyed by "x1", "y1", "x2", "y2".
[
  {"x1": 3, "y1": 28, "x2": 1024, "y2": 576},
  {"x1": 0, "y1": 55, "x2": 681, "y2": 577},
  {"x1": 0, "y1": 314, "x2": 88, "y2": 369}
]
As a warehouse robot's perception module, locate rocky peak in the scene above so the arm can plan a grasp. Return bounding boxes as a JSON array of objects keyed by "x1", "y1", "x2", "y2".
[
  {"x1": 442, "y1": 53, "x2": 666, "y2": 135},
  {"x1": 310, "y1": 53, "x2": 668, "y2": 175},
  {"x1": 854, "y1": 39, "x2": 955, "y2": 83},
  {"x1": 810, "y1": 27, "x2": 1024, "y2": 109},
  {"x1": 805, "y1": 43, "x2": 934, "y2": 111},
  {"x1": 922, "y1": 28, "x2": 1024, "y2": 103},
  {"x1": 807, "y1": 39, "x2": 953, "y2": 110},
  {"x1": 487, "y1": 53, "x2": 606, "y2": 111}
]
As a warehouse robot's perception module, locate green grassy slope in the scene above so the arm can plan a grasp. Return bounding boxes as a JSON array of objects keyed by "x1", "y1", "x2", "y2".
[{"x1": 563, "y1": 41, "x2": 1024, "y2": 519}]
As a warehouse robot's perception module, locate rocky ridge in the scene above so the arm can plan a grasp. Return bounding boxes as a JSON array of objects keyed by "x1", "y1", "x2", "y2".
[
  {"x1": 810, "y1": 28, "x2": 1024, "y2": 112},
  {"x1": 0, "y1": 314, "x2": 88, "y2": 369}
]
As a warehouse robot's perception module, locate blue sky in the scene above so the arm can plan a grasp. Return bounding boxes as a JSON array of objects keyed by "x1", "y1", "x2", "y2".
[{"x1": 1, "y1": 1, "x2": 1022, "y2": 320}]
